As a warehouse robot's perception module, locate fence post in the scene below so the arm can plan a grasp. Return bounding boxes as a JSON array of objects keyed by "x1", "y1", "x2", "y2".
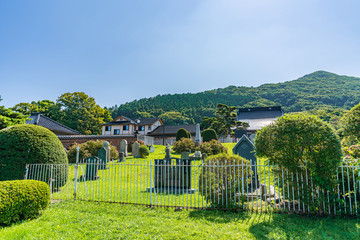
[
  {"x1": 25, "y1": 164, "x2": 29, "y2": 179},
  {"x1": 50, "y1": 165, "x2": 54, "y2": 194},
  {"x1": 150, "y1": 160, "x2": 153, "y2": 207},
  {"x1": 74, "y1": 145, "x2": 80, "y2": 200}
]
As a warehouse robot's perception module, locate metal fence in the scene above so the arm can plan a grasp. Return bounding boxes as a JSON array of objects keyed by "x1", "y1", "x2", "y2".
[{"x1": 25, "y1": 159, "x2": 360, "y2": 215}]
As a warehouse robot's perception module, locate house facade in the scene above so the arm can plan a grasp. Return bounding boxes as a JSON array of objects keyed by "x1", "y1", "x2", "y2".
[{"x1": 101, "y1": 116, "x2": 163, "y2": 136}]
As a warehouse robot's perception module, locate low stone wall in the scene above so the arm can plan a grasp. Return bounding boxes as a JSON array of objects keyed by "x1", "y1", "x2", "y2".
[{"x1": 58, "y1": 135, "x2": 137, "y2": 151}]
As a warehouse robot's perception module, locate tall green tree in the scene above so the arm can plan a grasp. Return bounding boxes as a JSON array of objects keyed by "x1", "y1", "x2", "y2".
[
  {"x1": 0, "y1": 96, "x2": 28, "y2": 130},
  {"x1": 202, "y1": 104, "x2": 249, "y2": 137},
  {"x1": 12, "y1": 100, "x2": 55, "y2": 117},
  {"x1": 51, "y1": 92, "x2": 112, "y2": 135},
  {"x1": 341, "y1": 102, "x2": 360, "y2": 142}
]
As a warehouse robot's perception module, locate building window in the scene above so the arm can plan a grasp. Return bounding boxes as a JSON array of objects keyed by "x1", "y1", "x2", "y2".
[
  {"x1": 148, "y1": 125, "x2": 151, "y2": 130},
  {"x1": 105, "y1": 126, "x2": 111, "y2": 131},
  {"x1": 114, "y1": 129, "x2": 120, "y2": 135},
  {"x1": 123, "y1": 125, "x2": 129, "y2": 131},
  {"x1": 140, "y1": 126, "x2": 145, "y2": 131}
]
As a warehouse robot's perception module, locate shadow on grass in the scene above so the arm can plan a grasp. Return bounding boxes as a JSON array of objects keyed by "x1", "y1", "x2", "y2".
[{"x1": 188, "y1": 208, "x2": 251, "y2": 224}]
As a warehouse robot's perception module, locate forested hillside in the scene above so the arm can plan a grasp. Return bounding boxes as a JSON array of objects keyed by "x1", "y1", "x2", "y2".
[{"x1": 108, "y1": 71, "x2": 360, "y2": 124}]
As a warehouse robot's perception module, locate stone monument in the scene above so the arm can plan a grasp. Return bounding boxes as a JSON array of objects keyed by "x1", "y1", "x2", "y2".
[
  {"x1": 149, "y1": 144, "x2": 155, "y2": 153},
  {"x1": 119, "y1": 139, "x2": 128, "y2": 157},
  {"x1": 132, "y1": 141, "x2": 141, "y2": 158},
  {"x1": 195, "y1": 123, "x2": 201, "y2": 146},
  {"x1": 98, "y1": 147, "x2": 107, "y2": 170}
]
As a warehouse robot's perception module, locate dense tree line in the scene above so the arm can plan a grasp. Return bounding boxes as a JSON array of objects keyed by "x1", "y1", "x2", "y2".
[{"x1": 109, "y1": 71, "x2": 360, "y2": 127}]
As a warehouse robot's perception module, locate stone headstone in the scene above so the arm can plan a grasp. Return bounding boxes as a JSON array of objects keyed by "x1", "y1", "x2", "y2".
[
  {"x1": 249, "y1": 134, "x2": 256, "y2": 144},
  {"x1": 103, "y1": 141, "x2": 111, "y2": 161},
  {"x1": 119, "y1": 139, "x2": 128, "y2": 157},
  {"x1": 233, "y1": 135, "x2": 258, "y2": 187},
  {"x1": 195, "y1": 123, "x2": 201, "y2": 146},
  {"x1": 225, "y1": 134, "x2": 232, "y2": 143},
  {"x1": 132, "y1": 141, "x2": 141, "y2": 158},
  {"x1": 98, "y1": 147, "x2": 107, "y2": 170},
  {"x1": 119, "y1": 152, "x2": 125, "y2": 162},
  {"x1": 165, "y1": 145, "x2": 171, "y2": 159},
  {"x1": 149, "y1": 144, "x2": 155, "y2": 153},
  {"x1": 181, "y1": 152, "x2": 189, "y2": 160},
  {"x1": 193, "y1": 151, "x2": 202, "y2": 158},
  {"x1": 84, "y1": 156, "x2": 99, "y2": 181}
]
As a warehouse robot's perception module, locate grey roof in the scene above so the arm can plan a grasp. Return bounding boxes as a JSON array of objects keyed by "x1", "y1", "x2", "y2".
[
  {"x1": 58, "y1": 135, "x2": 135, "y2": 140},
  {"x1": 237, "y1": 106, "x2": 283, "y2": 120},
  {"x1": 102, "y1": 117, "x2": 161, "y2": 126},
  {"x1": 237, "y1": 106, "x2": 283, "y2": 131},
  {"x1": 26, "y1": 113, "x2": 81, "y2": 135},
  {"x1": 148, "y1": 124, "x2": 197, "y2": 136}
]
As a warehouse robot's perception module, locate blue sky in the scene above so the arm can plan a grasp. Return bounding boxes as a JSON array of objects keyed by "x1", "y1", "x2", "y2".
[{"x1": 1, "y1": 0, "x2": 360, "y2": 108}]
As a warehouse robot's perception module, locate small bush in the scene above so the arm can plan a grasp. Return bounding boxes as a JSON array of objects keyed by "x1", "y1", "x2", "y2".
[
  {"x1": 0, "y1": 180, "x2": 50, "y2": 225},
  {"x1": 199, "y1": 154, "x2": 251, "y2": 208},
  {"x1": 176, "y1": 128, "x2": 190, "y2": 141},
  {"x1": 139, "y1": 145, "x2": 150, "y2": 158},
  {"x1": 67, "y1": 140, "x2": 118, "y2": 163},
  {"x1": 172, "y1": 138, "x2": 195, "y2": 153},
  {"x1": 196, "y1": 140, "x2": 227, "y2": 156},
  {"x1": 201, "y1": 129, "x2": 218, "y2": 142},
  {"x1": 0, "y1": 124, "x2": 68, "y2": 188}
]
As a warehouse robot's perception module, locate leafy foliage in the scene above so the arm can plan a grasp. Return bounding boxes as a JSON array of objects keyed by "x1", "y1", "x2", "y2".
[
  {"x1": 176, "y1": 128, "x2": 191, "y2": 141},
  {"x1": 172, "y1": 138, "x2": 195, "y2": 153},
  {"x1": 201, "y1": 129, "x2": 218, "y2": 142},
  {"x1": 12, "y1": 100, "x2": 55, "y2": 118},
  {"x1": 67, "y1": 140, "x2": 119, "y2": 163},
  {"x1": 139, "y1": 145, "x2": 150, "y2": 158},
  {"x1": 0, "y1": 180, "x2": 50, "y2": 225},
  {"x1": 0, "y1": 125, "x2": 68, "y2": 187},
  {"x1": 108, "y1": 71, "x2": 359, "y2": 125},
  {"x1": 341, "y1": 102, "x2": 360, "y2": 142},
  {"x1": 196, "y1": 140, "x2": 227, "y2": 156},
  {"x1": 199, "y1": 153, "x2": 251, "y2": 208},
  {"x1": 0, "y1": 97, "x2": 28, "y2": 130},
  {"x1": 255, "y1": 114, "x2": 342, "y2": 212},
  {"x1": 158, "y1": 111, "x2": 192, "y2": 125}
]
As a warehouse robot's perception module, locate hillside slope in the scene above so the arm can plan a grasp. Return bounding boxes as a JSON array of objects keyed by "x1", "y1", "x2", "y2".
[{"x1": 109, "y1": 71, "x2": 360, "y2": 123}]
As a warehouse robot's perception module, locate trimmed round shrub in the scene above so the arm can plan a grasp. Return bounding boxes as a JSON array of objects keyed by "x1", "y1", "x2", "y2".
[
  {"x1": 172, "y1": 138, "x2": 195, "y2": 153},
  {"x1": 255, "y1": 114, "x2": 342, "y2": 212},
  {"x1": 67, "y1": 140, "x2": 119, "y2": 163},
  {"x1": 0, "y1": 180, "x2": 50, "y2": 225},
  {"x1": 176, "y1": 128, "x2": 190, "y2": 141},
  {"x1": 0, "y1": 124, "x2": 68, "y2": 188},
  {"x1": 139, "y1": 145, "x2": 150, "y2": 158},
  {"x1": 199, "y1": 153, "x2": 251, "y2": 208},
  {"x1": 201, "y1": 129, "x2": 218, "y2": 142},
  {"x1": 196, "y1": 139, "x2": 227, "y2": 156}
]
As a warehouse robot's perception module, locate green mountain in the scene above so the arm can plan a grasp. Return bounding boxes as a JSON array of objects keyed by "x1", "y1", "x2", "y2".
[{"x1": 109, "y1": 71, "x2": 360, "y2": 124}]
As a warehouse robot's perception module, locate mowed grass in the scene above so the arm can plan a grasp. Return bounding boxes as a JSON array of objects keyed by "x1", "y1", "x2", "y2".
[{"x1": 1, "y1": 200, "x2": 360, "y2": 240}]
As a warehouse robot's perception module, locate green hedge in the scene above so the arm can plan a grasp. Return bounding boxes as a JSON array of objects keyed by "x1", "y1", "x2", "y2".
[
  {"x1": 176, "y1": 128, "x2": 190, "y2": 141},
  {"x1": 0, "y1": 124, "x2": 68, "y2": 188},
  {"x1": 0, "y1": 180, "x2": 50, "y2": 225},
  {"x1": 201, "y1": 129, "x2": 218, "y2": 142}
]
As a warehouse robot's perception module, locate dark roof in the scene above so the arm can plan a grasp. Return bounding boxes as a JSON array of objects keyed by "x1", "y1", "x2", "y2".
[
  {"x1": 137, "y1": 118, "x2": 160, "y2": 125},
  {"x1": 148, "y1": 124, "x2": 197, "y2": 136},
  {"x1": 102, "y1": 117, "x2": 161, "y2": 126},
  {"x1": 58, "y1": 135, "x2": 135, "y2": 140},
  {"x1": 26, "y1": 113, "x2": 81, "y2": 135},
  {"x1": 237, "y1": 106, "x2": 283, "y2": 120}
]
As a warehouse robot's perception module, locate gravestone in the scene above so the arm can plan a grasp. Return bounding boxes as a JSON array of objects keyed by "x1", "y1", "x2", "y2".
[
  {"x1": 132, "y1": 141, "x2": 141, "y2": 158},
  {"x1": 98, "y1": 147, "x2": 107, "y2": 170},
  {"x1": 193, "y1": 151, "x2": 202, "y2": 158},
  {"x1": 84, "y1": 156, "x2": 99, "y2": 181},
  {"x1": 119, "y1": 139, "x2": 128, "y2": 157},
  {"x1": 195, "y1": 123, "x2": 201, "y2": 146},
  {"x1": 249, "y1": 134, "x2": 256, "y2": 144},
  {"x1": 232, "y1": 135, "x2": 258, "y2": 188},
  {"x1": 165, "y1": 145, "x2": 171, "y2": 159},
  {"x1": 103, "y1": 141, "x2": 111, "y2": 161},
  {"x1": 119, "y1": 152, "x2": 125, "y2": 162},
  {"x1": 181, "y1": 152, "x2": 189, "y2": 160},
  {"x1": 149, "y1": 144, "x2": 155, "y2": 153}
]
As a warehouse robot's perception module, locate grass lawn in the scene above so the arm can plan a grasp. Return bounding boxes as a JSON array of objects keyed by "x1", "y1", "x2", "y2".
[{"x1": 1, "y1": 200, "x2": 360, "y2": 240}]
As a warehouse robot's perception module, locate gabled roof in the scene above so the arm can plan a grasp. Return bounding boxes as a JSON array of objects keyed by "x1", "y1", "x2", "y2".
[
  {"x1": 148, "y1": 124, "x2": 197, "y2": 136},
  {"x1": 102, "y1": 116, "x2": 162, "y2": 126},
  {"x1": 237, "y1": 106, "x2": 283, "y2": 120},
  {"x1": 26, "y1": 113, "x2": 81, "y2": 135}
]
